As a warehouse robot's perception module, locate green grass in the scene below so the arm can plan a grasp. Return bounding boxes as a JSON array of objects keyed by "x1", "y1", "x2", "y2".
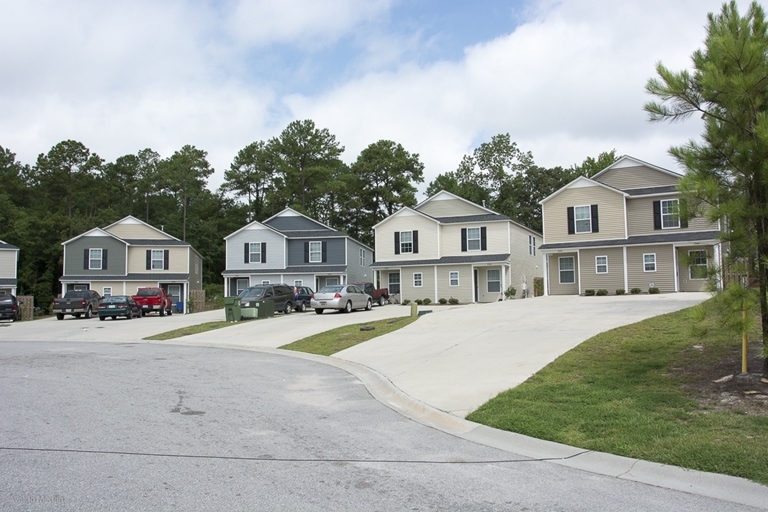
[
  {"x1": 144, "y1": 321, "x2": 233, "y2": 340},
  {"x1": 466, "y1": 301, "x2": 768, "y2": 485},
  {"x1": 280, "y1": 316, "x2": 419, "y2": 356}
]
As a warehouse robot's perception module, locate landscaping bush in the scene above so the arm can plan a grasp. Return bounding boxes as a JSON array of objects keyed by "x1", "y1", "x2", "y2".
[
  {"x1": 616, "y1": 288, "x2": 625, "y2": 295},
  {"x1": 423, "y1": 298, "x2": 432, "y2": 305},
  {"x1": 448, "y1": 297, "x2": 459, "y2": 305},
  {"x1": 596, "y1": 289, "x2": 608, "y2": 296},
  {"x1": 533, "y1": 277, "x2": 544, "y2": 297},
  {"x1": 504, "y1": 286, "x2": 517, "y2": 299},
  {"x1": 649, "y1": 287, "x2": 661, "y2": 294},
  {"x1": 584, "y1": 289, "x2": 596, "y2": 296},
  {"x1": 402, "y1": 299, "x2": 411, "y2": 306},
  {"x1": 415, "y1": 299, "x2": 424, "y2": 305},
  {"x1": 630, "y1": 288, "x2": 642, "y2": 294},
  {"x1": 438, "y1": 298, "x2": 447, "y2": 304}
]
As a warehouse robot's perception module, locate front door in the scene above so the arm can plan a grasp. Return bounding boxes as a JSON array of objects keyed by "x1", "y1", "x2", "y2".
[{"x1": 473, "y1": 269, "x2": 478, "y2": 302}]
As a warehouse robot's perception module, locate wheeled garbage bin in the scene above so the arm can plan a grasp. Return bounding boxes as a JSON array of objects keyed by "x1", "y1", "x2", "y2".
[{"x1": 224, "y1": 297, "x2": 241, "y2": 322}]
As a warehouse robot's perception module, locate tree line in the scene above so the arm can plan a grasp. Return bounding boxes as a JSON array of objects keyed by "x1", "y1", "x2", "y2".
[{"x1": 0, "y1": 118, "x2": 615, "y2": 308}]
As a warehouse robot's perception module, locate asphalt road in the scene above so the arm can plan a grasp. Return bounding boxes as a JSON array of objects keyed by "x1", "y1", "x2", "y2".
[{"x1": 0, "y1": 341, "x2": 760, "y2": 512}]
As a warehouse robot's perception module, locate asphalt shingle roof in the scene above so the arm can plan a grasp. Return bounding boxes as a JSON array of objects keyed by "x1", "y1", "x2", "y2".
[
  {"x1": 539, "y1": 230, "x2": 720, "y2": 251},
  {"x1": 370, "y1": 253, "x2": 511, "y2": 268}
]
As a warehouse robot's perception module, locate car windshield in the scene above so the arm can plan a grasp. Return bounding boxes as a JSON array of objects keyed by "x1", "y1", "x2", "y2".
[
  {"x1": 103, "y1": 296, "x2": 129, "y2": 303},
  {"x1": 136, "y1": 289, "x2": 160, "y2": 296},
  {"x1": 318, "y1": 286, "x2": 343, "y2": 293},
  {"x1": 238, "y1": 287, "x2": 266, "y2": 299}
]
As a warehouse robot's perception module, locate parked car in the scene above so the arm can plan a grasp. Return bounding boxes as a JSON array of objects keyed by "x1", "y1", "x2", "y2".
[
  {"x1": 294, "y1": 286, "x2": 314, "y2": 312},
  {"x1": 352, "y1": 282, "x2": 389, "y2": 306},
  {"x1": 97, "y1": 295, "x2": 141, "y2": 321},
  {"x1": 52, "y1": 289, "x2": 102, "y2": 320},
  {"x1": 238, "y1": 283, "x2": 295, "y2": 314},
  {"x1": 132, "y1": 287, "x2": 174, "y2": 317},
  {"x1": 0, "y1": 294, "x2": 22, "y2": 322},
  {"x1": 311, "y1": 284, "x2": 372, "y2": 314}
]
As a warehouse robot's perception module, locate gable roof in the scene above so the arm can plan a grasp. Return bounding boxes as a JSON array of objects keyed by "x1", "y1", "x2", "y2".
[
  {"x1": 0, "y1": 240, "x2": 19, "y2": 250},
  {"x1": 223, "y1": 219, "x2": 286, "y2": 241},
  {"x1": 591, "y1": 155, "x2": 683, "y2": 181},
  {"x1": 61, "y1": 227, "x2": 127, "y2": 246},
  {"x1": 540, "y1": 176, "x2": 627, "y2": 204},
  {"x1": 103, "y1": 215, "x2": 181, "y2": 241},
  {"x1": 263, "y1": 207, "x2": 335, "y2": 232},
  {"x1": 372, "y1": 205, "x2": 440, "y2": 230},
  {"x1": 415, "y1": 190, "x2": 497, "y2": 215}
]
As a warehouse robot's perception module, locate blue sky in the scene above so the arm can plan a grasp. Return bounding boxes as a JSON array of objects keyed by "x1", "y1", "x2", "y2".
[{"x1": 0, "y1": 0, "x2": 727, "y2": 195}]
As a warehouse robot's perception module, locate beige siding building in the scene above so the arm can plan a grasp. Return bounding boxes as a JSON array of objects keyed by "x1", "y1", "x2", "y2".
[
  {"x1": 372, "y1": 191, "x2": 541, "y2": 304},
  {"x1": 540, "y1": 156, "x2": 721, "y2": 295},
  {"x1": 0, "y1": 240, "x2": 19, "y2": 295}
]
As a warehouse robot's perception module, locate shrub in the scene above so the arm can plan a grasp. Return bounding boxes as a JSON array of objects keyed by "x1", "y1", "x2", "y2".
[
  {"x1": 438, "y1": 298, "x2": 447, "y2": 304},
  {"x1": 596, "y1": 289, "x2": 608, "y2": 296},
  {"x1": 649, "y1": 287, "x2": 661, "y2": 294},
  {"x1": 584, "y1": 289, "x2": 596, "y2": 296},
  {"x1": 504, "y1": 286, "x2": 517, "y2": 299},
  {"x1": 423, "y1": 298, "x2": 432, "y2": 305},
  {"x1": 533, "y1": 277, "x2": 544, "y2": 297},
  {"x1": 616, "y1": 288, "x2": 625, "y2": 295},
  {"x1": 415, "y1": 299, "x2": 424, "y2": 305},
  {"x1": 630, "y1": 288, "x2": 642, "y2": 294},
  {"x1": 402, "y1": 299, "x2": 411, "y2": 306},
  {"x1": 448, "y1": 297, "x2": 459, "y2": 305}
]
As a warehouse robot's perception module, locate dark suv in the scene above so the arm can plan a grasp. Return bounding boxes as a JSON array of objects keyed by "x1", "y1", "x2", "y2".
[
  {"x1": 0, "y1": 294, "x2": 22, "y2": 322},
  {"x1": 238, "y1": 284, "x2": 295, "y2": 314},
  {"x1": 294, "y1": 286, "x2": 314, "y2": 312}
]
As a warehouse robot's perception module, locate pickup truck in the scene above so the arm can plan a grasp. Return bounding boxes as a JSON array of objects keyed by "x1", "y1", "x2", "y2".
[
  {"x1": 352, "y1": 282, "x2": 389, "y2": 306},
  {"x1": 52, "y1": 290, "x2": 102, "y2": 320},
  {"x1": 131, "y1": 287, "x2": 174, "y2": 316}
]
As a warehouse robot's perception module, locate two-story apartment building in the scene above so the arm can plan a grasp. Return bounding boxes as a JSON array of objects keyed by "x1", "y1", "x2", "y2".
[
  {"x1": 0, "y1": 240, "x2": 19, "y2": 295},
  {"x1": 539, "y1": 156, "x2": 721, "y2": 295},
  {"x1": 60, "y1": 216, "x2": 204, "y2": 311},
  {"x1": 222, "y1": 208, "x2": 372, "y2": 296},
  {"x1": 371, "y1": 191, "x2": 541, "y2": 304}
]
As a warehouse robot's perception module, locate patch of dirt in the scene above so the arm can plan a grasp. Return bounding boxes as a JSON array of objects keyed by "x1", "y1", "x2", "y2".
[{"x1": 674, "y1": 341, "x2": 768, "y2": 416}]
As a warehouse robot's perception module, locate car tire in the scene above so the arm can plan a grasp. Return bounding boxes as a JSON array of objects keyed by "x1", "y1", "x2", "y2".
[
  {"x1": 343, "y1": 301, "x2": 352, "y2": 313},
  {"x1": 99, "y1": 316, "x2": 105, "y2": 321},
  {"x1": 285, "y1": 302, "x2": 293, "y2": 314},
  {"x1": 85, "y1": 307, "x2": 92, "y2": 319},
  {"x1": 159, "y1": 308, "x2": 165, "y2": 317},
  {"x1": 111, "y1": 316, "x2": 116, "y2": 320},
  {"x1": 378, "y1": 296, "x2": 386, "y2": 307},
  {"x1": 365, "y1": 299, "x2": 372, "y2": 311},
  {"x1": 298, "y1": 301, "x2": 306, "y2": 313},
  {"x1": 141, "y1": 310, "x2": 146, "y2": 317},
  {"x1": 56, "y1": 313, "x2": 64, "y2": 320},
  {"x1": 315, "y1": 308, "x2": 323, "y2": 315},
  {"x1": 168, "y1": 308, "x2": 173, "y2": 316},
  {"x1": 74, "y1": 313, "x2": 81, "y2": 318}
]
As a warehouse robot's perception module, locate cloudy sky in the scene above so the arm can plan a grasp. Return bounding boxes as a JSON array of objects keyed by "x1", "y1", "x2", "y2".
[{"x1": 1, "y1": 0, "x2": 726, "y2": 196}]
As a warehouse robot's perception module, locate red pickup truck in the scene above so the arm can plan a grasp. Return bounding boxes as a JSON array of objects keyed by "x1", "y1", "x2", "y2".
[
  {"x1": 131, "y1": 287, "x2": 174, "y2": 316},
  {"x1": 352, "y1": 282, "x2": 389, "y2": 306}
]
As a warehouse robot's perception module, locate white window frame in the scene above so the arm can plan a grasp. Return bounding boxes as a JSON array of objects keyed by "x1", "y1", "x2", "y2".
[
  {"x1": 487, "y1": 269, "x2": 501, "y2": 293},
  {"x1": 89, "y1": 248, "x2": 102, "y2": 270},
  {"x1": 449, "y1": 271, "x2": 460, "y2": 286},
  {"x1": 574, "y1": 205, "x2": 591, "y2": 234},
  {"x1": 643, "y1": 253, "x2": 657, "y2": 272},
  {"x1": 359, "y1": 248, "x2": 366, "y2": 266},
  {"x1": 294, "y1": 280, "x2": 303, "y2": 288},
  {"x1": 689, "y1": 250, "x2": 708, "y2": 280},
  {"x1": 400, "y1": 231, "x2": 413, "y2": 254},
  {"x1": 236, "y1": 278, "x2": 248, "y2": 295},
  {"x1": 467, "y1": 227, "x2": 481, "y2": 251},
  {"x1": 151, "y1": 249, "x2": 165, "y2": 270},
  {"x1": 261, "y1": 280, "x2": 271, "y2": 285},
  {"x1": 102, "y1": 286, "x2": 112, "y2": 298},
  {"x1": 661, "y1": 199, "x2": 681, "y2": 229},
  {"x1": 559, "y1": 256, "x2": 575, "y2": 284},
  {"x1": 249, "y1": 243, "x2": 261, "y2": 263},
  {"x1": 309, "y1": 241, "x2": 322, "y2": 263},
  {"x1": 528, "y1": 235, "x2": 536, "y2": 256},
  {"x1": 326, "y1": 277, "x2": 339, "y2": 286},
  {"x1": 413, "y1": 272, "x2": 423, "y2": 287},
  {"x1": 388, "y1": 272, "x2": 400, "y2": 294},
  {"x1": 595, "y1": 255, "x2": 608, "y2": 274}
]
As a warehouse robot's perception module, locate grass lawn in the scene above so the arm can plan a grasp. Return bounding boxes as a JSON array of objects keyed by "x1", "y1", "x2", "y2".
[
  {"x1": 466, "y1": 300, "x2": 768, "y2": 485},
  {"x1": 280, "y1": 315, "x2": 418, "y2": 356},
  {"x1": 144, "y1": 321, "x2": 232, "y2": 340}
]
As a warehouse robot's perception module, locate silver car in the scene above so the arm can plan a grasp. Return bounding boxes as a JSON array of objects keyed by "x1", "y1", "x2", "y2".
[{"x1": 311, "y1": 285, "x2": 372, "y2": 314}]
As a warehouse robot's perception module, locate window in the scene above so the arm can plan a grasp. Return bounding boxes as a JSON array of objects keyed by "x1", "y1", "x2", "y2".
[
  {"x1": 644, "y1": 253, "x2": 657, "y2": 272},
  {"x1": 261, "y1": 280, "x2": 270, "y2": 285},
  {"x1": 595, "y1": 256, "x2": 608, "y2": 274},
  {"x1": 309, "y1": 241, "x2": 322, "y2": 263},
  {"x1": 400, "y1": 231, "x2": 413, "y2": 254},
  {"x1": 249, "y1": 243, "x2": 261, "y2": 264},
  {"x1": 487, "y1": 269, "x2": 500, "y2": 293},
  {"x1": 236, "y1": 278, "x2": 248, "y2": 295},
  {"x1": 689, "y1": 250, "x2": 708, "y2": 279},
  {"x1": 388, "y1": 273, "x2": 400, "y2": 294},
  {"x1": 151, "y1": 249, "x2": 165, "y2": 270},
  {"x1": 559, "y1": 257, "x2": 575, "y2": 284},
  {"x1": 661, "y1": 199, "x2": 680, "y2": 229},
  {"x1": 359, "y1": 248, "x2": 366, "y2": 266},
  {"x1": 195, "y1": 256, "x2": 199, "y2": 274},
  {"x1": 326, "y1": 277, "x2": 339, "y2": 286},
  {"x1": 89, "y1": 248, "x2": 102, "y2": 270},
  {"x1": 529, "y1": 235, "x2": 536, "y2": 256},
  {"x1": 103, "y1": 287, "x2": 112, "y2": 298},
  {"x1": 467, "y1": 228, "x2": 481, "y2": 251},
  {"x1": 449, "y1": 271, "x2": 459, "y2": 286},
  {"x1": 294, "y1": 280, "x2": 303, "y2": 288},
  {"x1": 413, "y1": 273, "x2": 423, "y2": 287},
  {"x1": 574, "y1": 206, "x2": 591, "y2": 233}
]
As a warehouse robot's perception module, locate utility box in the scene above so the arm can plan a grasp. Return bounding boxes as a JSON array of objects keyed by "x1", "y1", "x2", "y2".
[{"x1": 224, "y1": 297, "x2": 241, "y2": 322}]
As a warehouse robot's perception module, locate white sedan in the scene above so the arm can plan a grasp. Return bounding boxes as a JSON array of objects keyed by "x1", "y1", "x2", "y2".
[{"x1": 311, "y1": 285, "x2": 372, "y2": 314}]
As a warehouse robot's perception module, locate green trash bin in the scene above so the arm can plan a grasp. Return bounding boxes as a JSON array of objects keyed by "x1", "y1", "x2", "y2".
[
  {"x1": 261, "y1": 299, "x2": 275, "y2": 318},
  {"x1": 241, "y1": 304, "x2": 258, "y2": 319},
  {"x1": 224, "y1": 297, "x2": 241, "y2": 322}
]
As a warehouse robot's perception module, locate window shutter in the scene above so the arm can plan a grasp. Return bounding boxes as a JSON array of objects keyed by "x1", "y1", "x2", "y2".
[
  {"x1": 461, "y1": 228, "x2": 467, "y2": 252},
  {"x1": 681, "y1": 216, "x2": 688, "y2": 229},
  {"x1": 304, "y1": 242, "x2": 309, "y2": 263},
  {"x1": 394, "y1": 232, "x2": 400, "y2": 255},
  {"x1": 103, "y1": 249, "x2": 108, "y2": 270},
  {"x1": 413, "y1": 230, "x2": 419, "y2": 254},
  {"x1": 480, "y1": 227, "x2": 487, "y2": 250},
  {"x1": 567, "y1": 207, "x2": 575, "y2": 234},
  {"x1": 244, "y1": 243, "x2": 249, "y2": 264},
  {"x1": 146, "y1": 250, "x2": 151, "y2": 270},
  {"x1": 591, "y1": 205, "x2": 599, "y2": 233},
  {"x1": 653, "y1": 201, "x2": 661, "y2": 230},
  {"x1": 322, "y1": 241, "x2": 327, "y2": 263},
  {"x1": 261, "y1": 242, "x2": 267, "y2": 264},
  {"x1": 84, "y1": 249, "x2": 89, "y2": 270},
  {"x1": 164, "y1": 250, "x2": 169, "y2": 270}
]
